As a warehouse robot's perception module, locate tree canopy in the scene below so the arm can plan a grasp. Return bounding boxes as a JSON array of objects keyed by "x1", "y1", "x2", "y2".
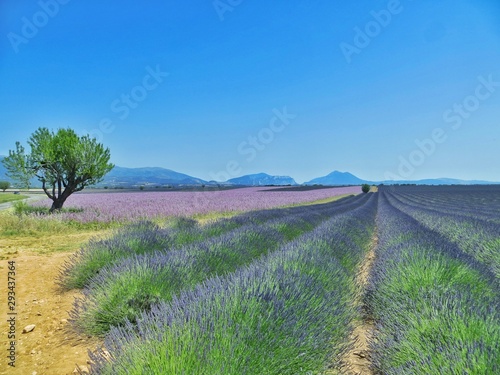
[
  {"x1": 2, "y1": 141, "x2": 32, "y2": 190},
  {"x1": 2, "y1": 127, "x2": 114, "y2": 211},
  {"x1": 0, "y1": 181, "x2": 10, "y2": 191}
]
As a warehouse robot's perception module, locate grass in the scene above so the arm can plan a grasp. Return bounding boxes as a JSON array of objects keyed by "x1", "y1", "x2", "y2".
[
  {"x1": 0, "y1": 204, "x2": 116, "y2": 259},
  {"x1": 0, "y1": 210, "x2": 118, "y2": 237},
  {"x1": 189, "y1": 210, "x2": 243, "y2": 224},
  {"x1": 0, "y1": 192, "x2": 28, "y2": 204},
  {"x1": 280, "y1": 193, "x2": 353, "y2": 207}
]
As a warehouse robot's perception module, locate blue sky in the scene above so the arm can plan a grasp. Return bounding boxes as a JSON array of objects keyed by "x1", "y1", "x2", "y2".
[{"x1": 1, "y1": 0, "x2": 499, "y2": 183}]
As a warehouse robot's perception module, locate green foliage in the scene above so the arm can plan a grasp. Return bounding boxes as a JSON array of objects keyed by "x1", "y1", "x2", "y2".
[
  {"x1": 12, "y1": 200, "x2": 83, "y2": 216},
  {"x1": 3, "y1": 127, "x2": 114, "y2": 211},
  {"x1": 0, "y1": 181, "x2": 11, "y2": 191},
  {"x1": 13, "y1": 201, "x2": 46, "y2": 216},
  {"x1": 2, "y1": 142, "x2": 32, "y2": 189},
  {"x1": 361, "y1": 184, "x2": 370, "y2": 193},
  {"x1": 371, "y1": 248, "x2": 500, "y2": 374}
]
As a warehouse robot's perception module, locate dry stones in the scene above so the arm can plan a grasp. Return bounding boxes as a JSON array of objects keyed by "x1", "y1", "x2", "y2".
[{"x1": 23, "y1": 324, "x2": 36, "y2": 333}]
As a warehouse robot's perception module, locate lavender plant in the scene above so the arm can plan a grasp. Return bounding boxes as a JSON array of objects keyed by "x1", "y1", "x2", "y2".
[
  {"x1": 71, "y1": 195, "x2": 372, "y2": 336},
  {"x1": 386, "y1": 190, "x2": 500, "y2": 278},
  {"x1": 30, "y1": 186, "x2": 361, "y2": 223},
  {"x1": 367, "y1": 191, "x2": 500, "y2": 374},
  {"x1": 87, "y1": 194, "x2": 378, "y2": 374},
  {"x1": 60, "y1": 194, "x2": 366, "y2": 290}
]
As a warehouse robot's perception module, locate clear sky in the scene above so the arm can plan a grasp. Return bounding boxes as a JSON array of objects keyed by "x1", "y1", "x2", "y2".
[{"x1": 1, "y1": 0, "x2": 499, "y2": 183}]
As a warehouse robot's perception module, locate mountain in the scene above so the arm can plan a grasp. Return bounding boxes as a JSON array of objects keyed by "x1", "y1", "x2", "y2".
[
  {"x1": 1, "y1": 157, "x2": 497, "y2": 188},
  {"x1": 305, "y1": 170, "x2": 498, "y2": 186},
  {"x1": 227, "y1": 173, "x2": 297, "y2": 186},
  {"x1": 98, "y1": 166, "x2": 208, "y2": 187},
  {"x1": 305, "y1": 171, "x2": 370, "y2": 185}
]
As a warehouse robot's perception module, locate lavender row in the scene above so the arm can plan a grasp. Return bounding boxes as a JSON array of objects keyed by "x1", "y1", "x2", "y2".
[
  {"x1": 31, "y1": 186, "x2": 361, "y2": 223},
  {"x1": 60, "y1": 193, "x2": 367, "y2": 290},
  {"x1": 367, "y1": 192, "x2": 500, "y2": 374},
  {"x1": 395, "y1": 192, "x2": 500, "y2": 223},
  {"x1": 70, "y1": 194, "x2": 372, "y2": 336},
  {"x1": 87, "y1": 193, "x2": 378, "y2": 374},
  {"x1": 383, "y1": 188, "x2": 500, "y2": 278},
  {"x1": 384, "y1": 185, "x2": 500, "y2": 223}
]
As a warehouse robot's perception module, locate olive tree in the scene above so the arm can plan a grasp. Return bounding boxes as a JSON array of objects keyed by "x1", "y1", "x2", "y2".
[{"x1": 2, "y1": 128, "x2": 114, "y2": 212}]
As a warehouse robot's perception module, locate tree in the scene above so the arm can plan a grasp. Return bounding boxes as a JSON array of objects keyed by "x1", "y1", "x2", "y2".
[
  {"x1": 361, "y1": 184, "x2": 371, "y2": 193},
  {"x1": 2, "y1": 142, "x2": 32, "y2": 190},
  {"x1": 0, "y1": 181, "x2": 10, "y2": 192},
  {"x1": 2, "y1": 127, "x2": 114, "y2": 212}
]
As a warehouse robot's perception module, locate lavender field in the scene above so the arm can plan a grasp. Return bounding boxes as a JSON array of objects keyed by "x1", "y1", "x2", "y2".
[
  {"x1": 30, "y1": 186, "x2": 360, "y2": 223},
  {"x1": 52, "y1": 185, "x2": 500, "y2": 374}
]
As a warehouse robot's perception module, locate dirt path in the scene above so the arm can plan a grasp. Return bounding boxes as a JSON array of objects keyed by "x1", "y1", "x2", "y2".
[
  {"x1": 338, "y1": 232, "x2": 377, "y2": 375},
  {"x1": 0, "y1": 234, "x2": 105, "y2": 375}
]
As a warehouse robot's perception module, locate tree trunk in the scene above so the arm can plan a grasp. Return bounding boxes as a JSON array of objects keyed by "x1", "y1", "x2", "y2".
[{"x1": 49, "y1": 197, "x2": 66, "y2": 212}]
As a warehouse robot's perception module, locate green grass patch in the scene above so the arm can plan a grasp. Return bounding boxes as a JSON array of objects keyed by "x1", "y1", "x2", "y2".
[
  {"x1": 0, "y1": 193, "x2": 28, "y2": 204},
  {"x1": 0, "y1": 210, "x2": 119, "y2": 238},
  {"x1": 280, "y1": 194, "x2": 353, "y2": 208}
]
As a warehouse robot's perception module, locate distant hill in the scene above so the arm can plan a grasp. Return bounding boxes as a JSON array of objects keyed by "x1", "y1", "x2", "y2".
[
  {"x1": 304, "y1": 170, "x2": 499, "y2": 186},
  {"x1": 227, "y1": 173, "x2": 297, "y2": 186},
  {"x1": 305, "y1": 171, "x2": 369, "y2": 185},
  {"x1": 1, "y1": 158, "x2": 497, "y2": 188},
  {"x1": 97, "y1": 166, "x2": 208, "y2": 187}
]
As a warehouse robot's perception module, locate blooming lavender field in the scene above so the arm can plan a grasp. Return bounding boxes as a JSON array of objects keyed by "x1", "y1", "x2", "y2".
[
  {"x1": 367, "y1": 187, "x2": 500, "y2": 374},
  {"x1": 81, "y1": 193, "x2": 378, "y2": 374},
  {"x1": 53, "y1": 185, "x2": 500, "y2": 374},
  {"x1": 32, "y1": 186, "x2": 361, "y2": 223}
]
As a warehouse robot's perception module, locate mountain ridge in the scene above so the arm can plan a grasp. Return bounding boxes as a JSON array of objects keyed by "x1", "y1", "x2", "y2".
[
  {"x1": 227, "y1": 173, "x2": 297, "y2": 186},
  {"x1": 0, "y1": 157, "x2": 498, "y2": 187}
]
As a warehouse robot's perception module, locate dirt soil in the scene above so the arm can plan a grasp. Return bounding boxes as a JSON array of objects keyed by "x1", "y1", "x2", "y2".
[
  {"x1": 0, "y1": 233, "x2": 105, "y2": 375},
  {"x1": 337, "y1": 233, "x2": 377, "y2": 375}
]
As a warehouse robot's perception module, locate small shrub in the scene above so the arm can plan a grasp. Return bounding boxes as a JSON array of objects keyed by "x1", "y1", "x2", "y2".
[
  {"x1": 361, "y1": 184, "x2": 370, "y2": 193},
  {"x1": 13, "y1": 200, "x2": 83, "y2": 216},
  {"x1": 13, "y1": 201, "x2": 47, "y2": 216}
]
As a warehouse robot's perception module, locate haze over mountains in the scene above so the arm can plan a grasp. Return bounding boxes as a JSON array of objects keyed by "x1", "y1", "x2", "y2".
[{"x1": 0, "y1": 158, "x2": 497, "y2": 187}]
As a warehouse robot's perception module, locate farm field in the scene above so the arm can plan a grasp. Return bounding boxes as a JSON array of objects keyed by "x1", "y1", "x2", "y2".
[
  {"x1": 1, "y1": 185, "x2": 499, "y2": 374},
  {"x1": 29, "y1": 186, "x2": 362, "y2": 223}
]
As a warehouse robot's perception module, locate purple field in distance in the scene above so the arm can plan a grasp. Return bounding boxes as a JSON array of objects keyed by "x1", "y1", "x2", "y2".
[{"x1": 32, "y1": 186, "x2": 361, "y2": 223}]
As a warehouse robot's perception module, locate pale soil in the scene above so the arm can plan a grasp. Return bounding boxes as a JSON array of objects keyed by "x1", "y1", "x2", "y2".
[
  {"x1": 337, "y1": 232, "x2": 377, "y2": 375},
  {"x1": 0, "y1": 232, "x2": 107, "y2": 375}
]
